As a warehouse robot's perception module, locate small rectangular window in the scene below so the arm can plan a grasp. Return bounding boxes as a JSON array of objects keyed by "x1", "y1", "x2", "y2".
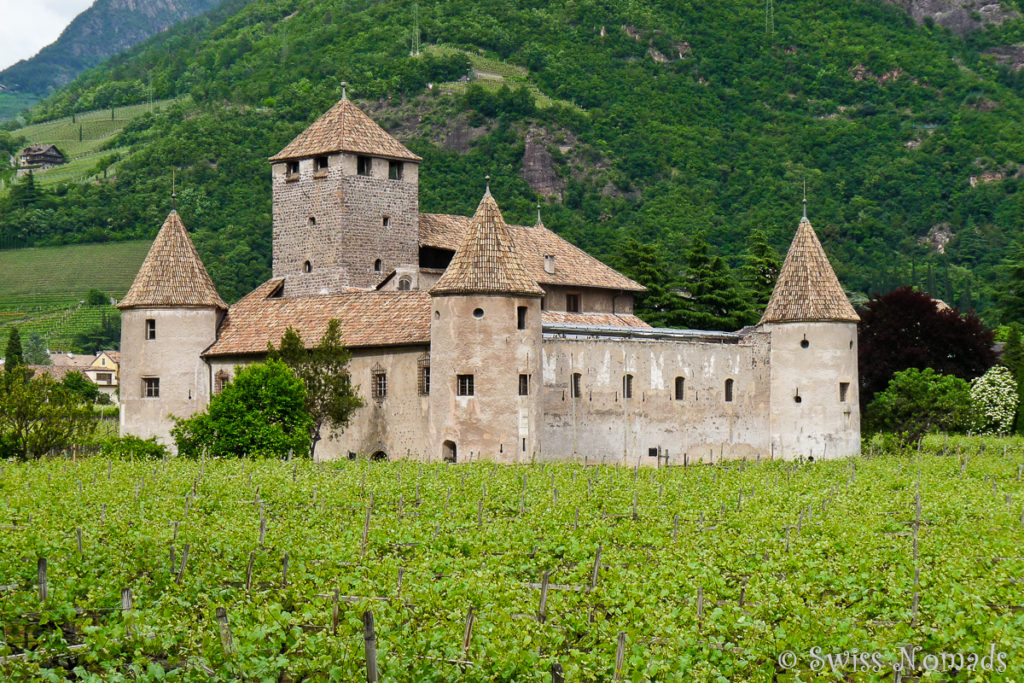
[
  {"x1": 286, "y1": 161, "x2": 299, "y2": 177},
  {"x1": 357, "y1": 155, "x2": 372, "y2": 176},
  {"x1": 372, "y1": 371, "x2": 387, "y2": 399},
  {"x1": 519, "y1": 374, "x2": 530, "y2": 396},
  {"x1": 566, "y1": 293, "x2": 580, "y2": 313},
  {"x1": 674, "y1": 377, "x2": 685, "y2": 401},
  {"x1": 457, "y1": 374, "x2": 474, "y2": 396},
  {"x1": 143, "y1": 377, "x2": 160, "y2": 398},
  {"x1": 623, "y1": 374, "x2": 633, "y2": 399},
  {"x1": 648, "y1": 447, "x2": 659, "y2": 458},
  {"x1": 840, "y1": 382, "x2": 850, "y2": 403},
  {"x1": 145, "y1": 319, "x2": 156, "y2": 340},
  {"x1": 725, "y1": 378, "x2": 734, "y2": 402},
  {"x1": 382, "y1": 215, "x2": 390, "y2": 228},
  {"x1": 571, "y1": 372, "x2": 582, "y2": 399},
  {"x1": 388, "y1": 160, "x2": 403, "y2": 180},
  {"x1": 315, "y1": 155, "x2": 329, "y2": 170},
  {"x1": 419, "y1": 365, "x2": 430, "y2": 395},
  {"x1": 517, "y1": 306, "x2": 527, "y2": 330}
]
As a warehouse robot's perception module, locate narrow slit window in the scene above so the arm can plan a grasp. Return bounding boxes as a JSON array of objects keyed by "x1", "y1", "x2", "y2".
[
  {"x1": 840, "y1": 382, "x2": 850, "y2": 403},
  {"x1": 519, "y1": 374, "x2": 530, "y2": 396},
  {"x1": 145, "y1": 319, "x2": 156, "y2": 340},
  {"x1": 457, "y1": 374, "x2": 474, "y2": 396},
  {"x1": 303, "y1": 260, "x2": 312, "y2": 273},
  {"x1": 623, "y1": 374, "x2": 633, "y2": 399},
  {"x1": 571, "y1": 372, "x2": 582, "y2": 399},
  {"x1": 418, "y1": 364, "x2": 430, "y2": 395},
  {"x1": 674, "y1": 376, "x2": 685, "y2": 401},
  {"x1": 517, "y1": 306, "x2": 527, "y2": 330},
  {"x1": 374, "y1": 259, "x2": 382, "y2": 272},
  {"x1": 382, "y1": 215, "x2": 390, "y2": 228},
  {"x1": 725, "y1": 378, "x2": 734, "y2": 402}
]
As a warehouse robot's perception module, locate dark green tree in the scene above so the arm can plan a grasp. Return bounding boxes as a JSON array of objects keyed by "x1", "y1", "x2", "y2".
[
  {"x1": 4, "y1": 328, "x2": 23, "y2": 371},
  {"x1": 611, "y1": 238, "x2": 682, "y2": 327},
  {"x1": 864, "y1": 367, "x2": 975, "y2": 441},
  {"x1": 86, "y1": 288, "x2": 108, "y2": 306},
  {"x1": 171, "y1": 359, "x2": 312, "y2": 458},
  {"x1": 740, "y1": 229, "x2": 781, "y2": 313},
  {"x1": 0, "y1": 372, "x2": 97, "y2": 459},
  {"x1": 71, "y1": 311, "x2": 120, "y2": 354},
  {"x1": 675, "y1": 233, "x2": 752, "y2": 331},
  {"x1": 268, "y1": 320, "x2": 363, "y2": 458},
  {"x1": 22, "y1": 333, "x2": 50, "y2": 365},
  {"x1": 995, "y1": 243, "x2": 1024, "y2": 325},
  {"x1": 61, "y1": 370, "x2": 103, "y2": 404}
]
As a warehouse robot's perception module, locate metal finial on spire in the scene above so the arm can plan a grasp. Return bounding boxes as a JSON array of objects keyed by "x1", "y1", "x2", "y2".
[
  {"x1": 171, "y1": 169, "x2": 177, "y2": 212},
  {"x1": 801, "y1": 178, "x2": 807, "y2": 221},
  {"x1": 484, "y1": 175, "x2": 491, "y2": 196},
  {"x1": 536, "y1": 198, "x2": 542, "y2": 226},
  {"x1": 341, "y1": 81, "x2": 348, "y2": 100}
]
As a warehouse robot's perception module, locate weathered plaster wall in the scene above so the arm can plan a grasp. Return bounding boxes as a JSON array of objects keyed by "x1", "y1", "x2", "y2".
[
  {"x1": 428, "y1": 294, "x2": 543, "y2": 464},
  {"x1": 765, "y1": 322, "x2": 860, "y2": 460},
  {"x1": 540, "y1": 285, "x2": 635, "y2": 314},
  {"x1": 119, "y1": 307, "x2": 220, "y2": 447},
  {"x1": 539, "y1": 333, "x2": 771, "y2": 465}
]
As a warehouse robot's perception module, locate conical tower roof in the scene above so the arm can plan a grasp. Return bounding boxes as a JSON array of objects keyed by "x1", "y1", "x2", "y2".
[
  {"x1": 118, "y1": 211, "x2": 226, "y2": 310},
  {"x1": 759, "y1": 216, "x2": 859, "y2": 324},
  {"x1": 269, "y1": 96, "x2": 421, "y2": 162},
  {"x1": 430, "y1": 191, "x2": 544, "y2": 297}
]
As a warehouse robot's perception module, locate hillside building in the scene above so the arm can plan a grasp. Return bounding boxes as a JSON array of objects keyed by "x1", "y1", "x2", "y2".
[
  {"x1": 119, "y1": 95, "x2": 861, "y2": 464},
  {"x1": 19, "y1": 144, "x2": 65, "y2": 169}
]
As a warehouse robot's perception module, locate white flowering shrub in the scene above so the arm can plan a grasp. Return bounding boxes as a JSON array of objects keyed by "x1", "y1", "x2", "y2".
[{"x1": 970, "y1": 366, "x2": 1018, "y2": 435}]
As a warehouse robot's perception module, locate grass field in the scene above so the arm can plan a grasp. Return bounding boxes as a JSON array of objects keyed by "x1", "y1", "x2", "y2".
[
  {"x1": 0, "y1": 241, "x2": 151, "y2": 350},
  {"x1": 0, "y1": 440, "x2": 1021, "y2": 680}
]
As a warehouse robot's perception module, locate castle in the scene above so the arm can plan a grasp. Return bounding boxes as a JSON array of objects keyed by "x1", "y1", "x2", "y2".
[{"x1": 118, "y1": 94, "x2": 861, "y2": 464}]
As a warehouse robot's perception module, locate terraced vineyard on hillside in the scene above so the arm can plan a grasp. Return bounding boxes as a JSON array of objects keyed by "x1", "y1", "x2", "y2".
[
  {"x1": 0, "y1": 241, "x2": 150, "y2": 350},
  {"x1": 0, "y1": 440, "x2": 1021, "y2": 680}
]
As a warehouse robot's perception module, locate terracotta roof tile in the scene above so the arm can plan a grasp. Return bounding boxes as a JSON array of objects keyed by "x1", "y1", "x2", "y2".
[
  {"x1": 205, "y1": 279, "x2": 430, "y2": 356},
  {"x1": 541, "y1": 311, "x2": 651, "y2": 328},
  {"x1": 760, "y1": 217, "x2": 859, "y2": 324},
  {"x1": 118, "y1": 211, "x2": 227, "y2": 310},
  {"x1": 420, "y1": 213, "x2": 644, "y2": 293},
  {"x1": 269, "y1": 97, "x2": 421, "y2": 162},
  {"x1": 430, "y1": 192, "x2": 545, "y2": 297}
]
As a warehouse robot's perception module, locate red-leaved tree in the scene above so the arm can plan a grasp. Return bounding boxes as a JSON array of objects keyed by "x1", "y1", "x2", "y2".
[{"x1": 858, "y1": 287, "x2": 996, "y2": 409}]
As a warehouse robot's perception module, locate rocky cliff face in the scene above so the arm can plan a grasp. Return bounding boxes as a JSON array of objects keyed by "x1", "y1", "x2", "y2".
[
  {"x1": 0, "y1": 0, "x2": 223, "y2": 97},
  {"x1": 881, "y1": 0, "x2": 1018, "y2": 35}
]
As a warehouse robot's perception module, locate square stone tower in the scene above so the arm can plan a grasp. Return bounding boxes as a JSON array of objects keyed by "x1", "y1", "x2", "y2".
[{"x1": 269, "y1": 93, "x2": 422, "y2": 294}]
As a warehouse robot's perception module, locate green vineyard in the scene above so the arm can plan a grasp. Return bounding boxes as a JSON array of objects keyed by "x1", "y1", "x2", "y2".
[
  {"x1": 0, "y1": 439, "x2": 1021, "y2": 680},
  {"x1": 0, "y1": 241, "x2": 151, "y2": 351}
]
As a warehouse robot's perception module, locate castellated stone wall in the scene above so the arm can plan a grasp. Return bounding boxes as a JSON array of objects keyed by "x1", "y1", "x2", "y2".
[
  {"x1": 271, "y1": 153, "x2": 420, "y2": 295},
  {"x1": 539, "y1": 333, "x2": 772, "y2": 465}
]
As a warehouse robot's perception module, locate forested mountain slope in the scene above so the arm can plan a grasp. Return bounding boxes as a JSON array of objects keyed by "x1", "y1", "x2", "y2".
[
  {"x1": 0, "y1": 0, "x2": 223, "y2": 119},
  {"x1": 4, "y1": 0, "x2": 1024, "y2": 321}
]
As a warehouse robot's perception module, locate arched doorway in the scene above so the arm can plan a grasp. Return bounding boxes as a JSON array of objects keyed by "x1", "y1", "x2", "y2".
[{"x1": 442, "y1": 440, "x2": 457, "y2": 463}]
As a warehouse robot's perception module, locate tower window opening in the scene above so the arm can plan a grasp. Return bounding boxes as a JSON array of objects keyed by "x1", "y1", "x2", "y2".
[
  {"x1": 623, "y1": 374, "x2": 633, "y2": 399},
  {"x1": 286, "y1": 161, "x2": 299, "y2": 177},
  {"x1": 303, "y1": 260, "x2": 312, "y2": 273},
  {"x1": 315, "y1": 155, "x2": 329, "y2": 170},
  {"x1": 517, "y1": 306, "x2": 527, "y2": 329},
  {"x1": 372, "y1": 370, "x2": 387, "y2": 400},
  {"x1": 418, "y1": 362, "x2": 430, "y2": 395},
  {"x1": 308, "y1": 216, "x2": 316, "y2": 226},
  {"x1": 800, "y1": 338, "x2": 809, "y2": 349},
  {"x1": 357, "y1": 155, "x2": 372, "y2": 176},
  {"x1": 473, "y1": 308, "x2": 484, "y2": 318},
  {"x1": 840, "y1": 382, "x2": 850, "y2": 403},
  {"x1": 389, "y1": 160, "x2": 403, "y2": 180},
  {"x1": 382, "y1": 215, "x2": 390, "y2": 228},
  {"x1": 566, "y1": 293, "x2": 580, "y2": 313},
  {"x1": 725, "y1": 378, "x2": 734, "y2": 402},
  {"x1": 571, "y1": 372, "x2": 582, "y2": 398},
  {"x1": 674, "y1": 376, "x2": 685, "y2": 401},
  {"x1": 519, "y1": 374, "x2": 530, "y2": 396},
  {"x1": 143, "y1": 377, "x2": 160, "y2": 398},
  {"x1": 145, "y1": 319, "x2": 156, "y2": 340},
  {"x1": 374, "y1": 259, "x2": 382, "y2": 272},
  {"x1": 457, "y1": 374, "x2": 474, "y2": 396}
]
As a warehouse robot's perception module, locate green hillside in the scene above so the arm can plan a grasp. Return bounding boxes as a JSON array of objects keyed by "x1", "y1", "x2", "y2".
[
  {"x1": 0, "y1": 241, "x2": 150, "y2": 351},
  {"x1": 3, "y1": 0, "x2": 1024, "y2": 320}
]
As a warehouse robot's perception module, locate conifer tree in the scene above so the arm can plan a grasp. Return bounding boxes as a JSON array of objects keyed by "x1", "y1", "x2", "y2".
[
  {"x1": 676, "y1": 233, "x2": 752, "y2": 331},
  {"x1": 612, "y1": 238, "x2": 683, "y2": 327},
  {"x1": 740, "y1": 229, "x2": 781, "y2": 312},
  {"x1": 4, "y1": 327, "x2": 23, "y2": 372}
]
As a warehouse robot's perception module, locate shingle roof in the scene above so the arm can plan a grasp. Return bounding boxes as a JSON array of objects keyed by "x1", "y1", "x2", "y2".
[
  {"x1": 269, "y1": 97, "x2": 422, "y2": 162},
  {"x1": 118, "y1": 211, "x2": 227, "y2": 310},
  {"x1": 430, "y1": 192, "x2": 545, "y2": 297},
  {"x1": 541, "y1": 311, "x2": 651, "y2": 328},
  {"x1": 205, "y1": 279, "x2": 431, "y2": 356},
  {"x1": 759, "y1": 217, "x2": 859, "y2": 324},
  {"x1": 420, "y1": 213, "x2": 644, "y2": 293}
]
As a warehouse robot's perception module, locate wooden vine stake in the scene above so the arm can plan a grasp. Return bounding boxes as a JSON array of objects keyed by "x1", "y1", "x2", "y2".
[
  {"x1": 538, "y1": 571, "x2": 550, "y2": 623},
  {"x1": 362, "y1": 506, "x2": 371, "y2": 557},
  {"x1": 282, "y1": 552, "x2": 289, "y2": 586},
  {"x1": 332, "y1": 589, "x2": 340, "y2": 636},
  {"x1": 363, "y1": 610, "x2": 379, "y2": 682},
  {"x1": 590, "y1": 545, "x2": 602, "y2": 591},
  {"x1": 462, "y1": 606, "x2": 475, "y2": 659},
  {"x1": 76, "y1": 528, "x2": 83, "y2": 557},
  {"x1": 613, "y1": 631, "x2": 626, "y2": 681},
  {"x1": 259, "y1": 515, "x2": 267, "y2": 548},
  {"x1": 551, "y1": 661, "x2": 565, "y2": 683},
  {"x1": 176, "y1": 544, "x2": 190, "y2": 585},
  {"x1": 245, "y1": 551, "x2": 255, "y2": 594},
  {"x1": 216, "y1": 607, "x2": 235, "y2": 655},
  {"x1": 37, "y1": 557, "x2": 47, "y2": 602},
  {"x1": 696, "y1": 586, "x2": 704, "y2": 631}
]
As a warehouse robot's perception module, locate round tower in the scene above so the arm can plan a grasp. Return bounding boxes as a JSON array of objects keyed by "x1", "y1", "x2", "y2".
[
  {"x1": 760, "y1": 209, "x2": 860, "y2": 460},
  {"x1": 428, "y1": 189, "x2": 544, "y2": 463},
  {"x1": 118, "y1": 210, "x2": 226, "y2": 447}
]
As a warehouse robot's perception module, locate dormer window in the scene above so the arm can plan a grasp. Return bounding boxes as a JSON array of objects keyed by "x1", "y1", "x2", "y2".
[
  {"x1": 357, "y1": 156, "x2": 372, "y2": 176},
  {"x1": 286, "y1": 161, "x2": 299, "y2": 178},
  {"x1": 389, "y1": 160, "x2": 403, "y2": 180},
  {"x1": 544, "y1": 255, "x2": 555, "y2": 274}
]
